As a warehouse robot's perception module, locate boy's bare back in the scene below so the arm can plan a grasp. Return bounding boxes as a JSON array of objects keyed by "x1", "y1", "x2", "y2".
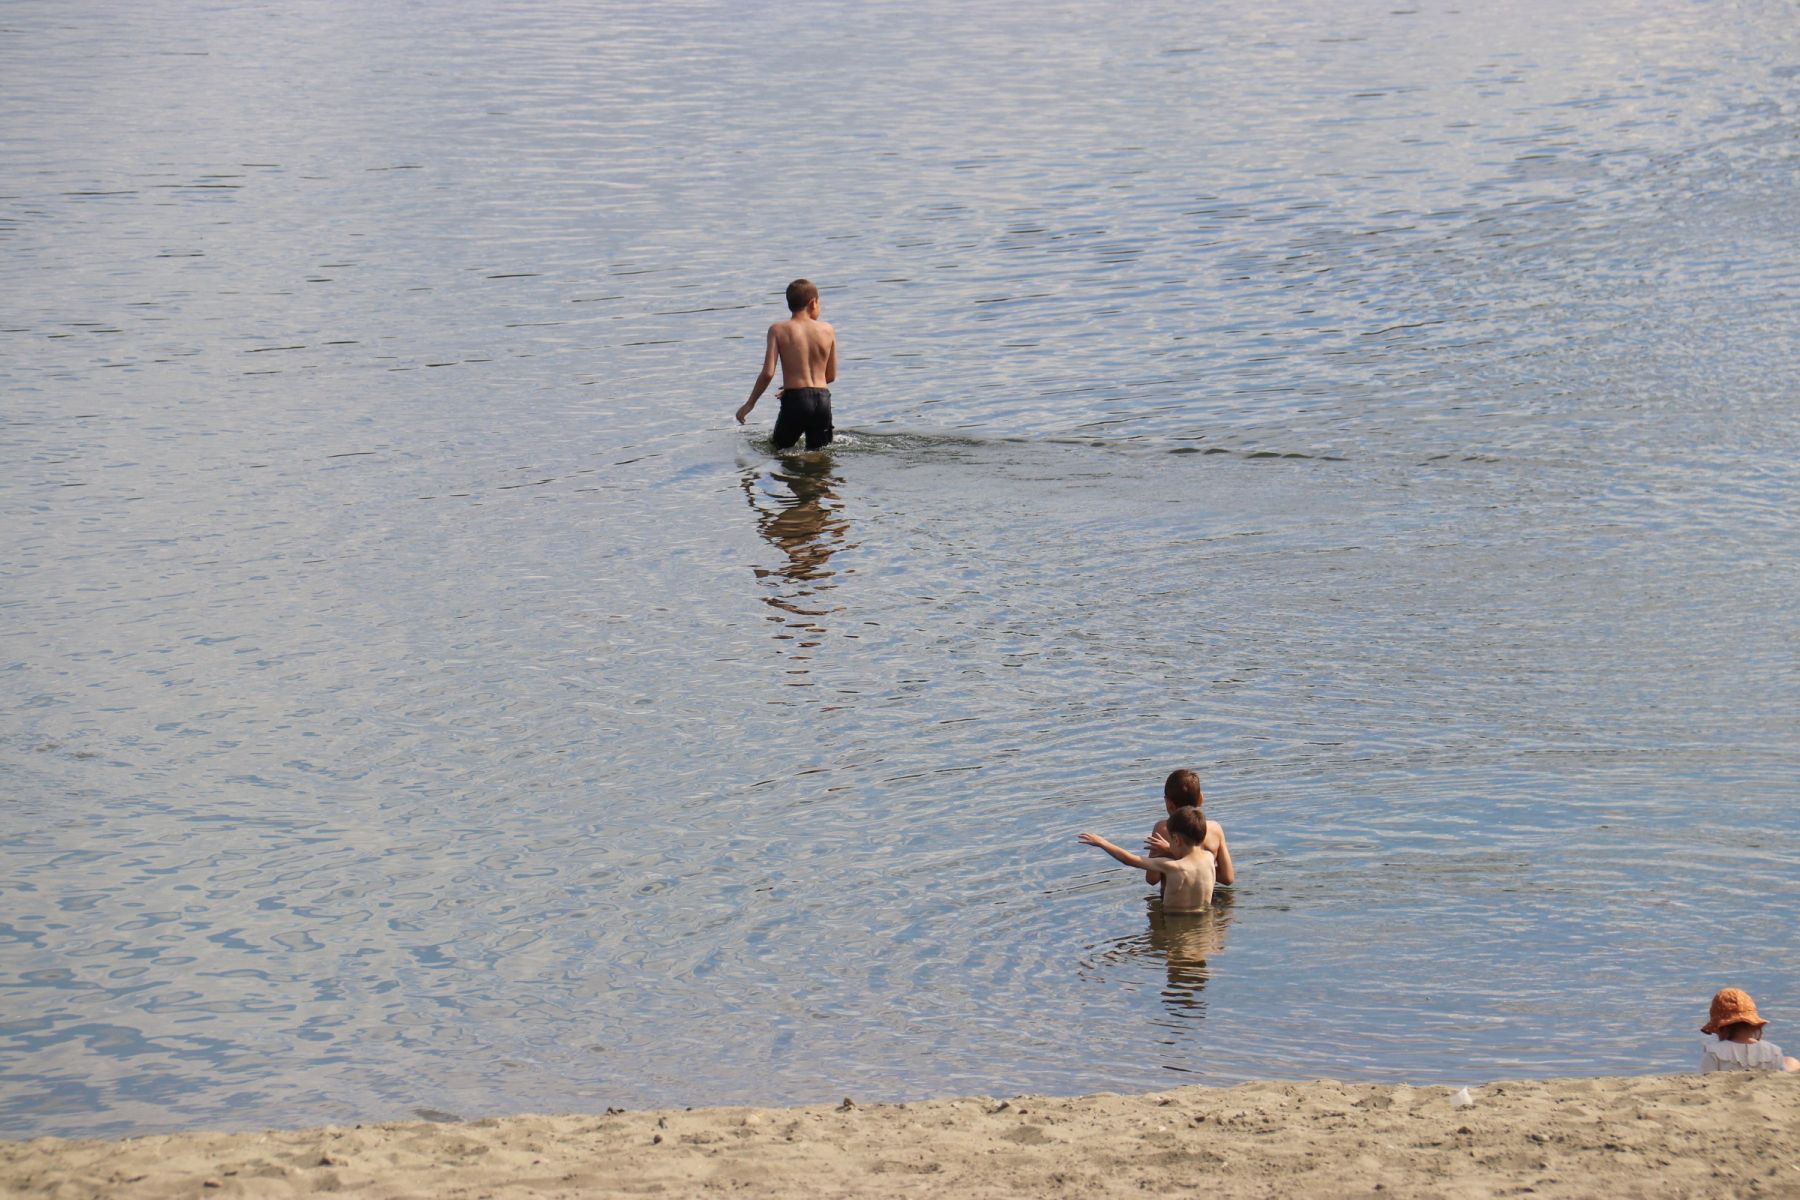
[
  {"x1": 1149, "y1": 816, "x2": 1234, "y2": 886},
  {"x1": 767, "y1": 313, "x2": 835, "y2": 390}
]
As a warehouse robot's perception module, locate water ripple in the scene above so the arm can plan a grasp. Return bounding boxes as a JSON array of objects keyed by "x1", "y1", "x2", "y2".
[{"x1": 3, "y1": 0, "x2": 1798, "y2": 1140}]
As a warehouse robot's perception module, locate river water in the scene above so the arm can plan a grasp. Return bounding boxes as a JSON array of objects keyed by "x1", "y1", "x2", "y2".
[{"x1": 3, "y1": 0, "x2": 1797, "y2": 1138}]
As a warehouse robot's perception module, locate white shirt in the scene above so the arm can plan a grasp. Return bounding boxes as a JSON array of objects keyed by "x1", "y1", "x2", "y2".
[{"x1": 1700, "y1": 1038, "x2": 1786, "y2": 1072}]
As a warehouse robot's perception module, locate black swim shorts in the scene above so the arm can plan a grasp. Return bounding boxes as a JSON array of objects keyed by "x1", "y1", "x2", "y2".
[{"x1": 772, "y1": 387, "x2": 833, "y2": 451}]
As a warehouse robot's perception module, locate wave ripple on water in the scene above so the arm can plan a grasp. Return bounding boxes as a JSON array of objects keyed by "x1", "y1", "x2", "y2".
[{"x1": 1, "y1": 0, "x2": 1797, "y2": 1138}]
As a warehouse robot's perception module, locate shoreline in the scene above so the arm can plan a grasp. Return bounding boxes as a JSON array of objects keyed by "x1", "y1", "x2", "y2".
[{"x1": 4, "y1": 1073, "x2": 1795, "y2": 1198}]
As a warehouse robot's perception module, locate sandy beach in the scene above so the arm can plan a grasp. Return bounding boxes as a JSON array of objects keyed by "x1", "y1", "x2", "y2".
[{"x1": 5, "y1": 1073, "x2": 1795, "y2": 1199}]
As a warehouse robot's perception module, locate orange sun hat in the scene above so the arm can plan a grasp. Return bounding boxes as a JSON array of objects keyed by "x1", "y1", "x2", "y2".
[{"x1": 1701, "y1": 987, "x2": 1769, "y2": 1034}]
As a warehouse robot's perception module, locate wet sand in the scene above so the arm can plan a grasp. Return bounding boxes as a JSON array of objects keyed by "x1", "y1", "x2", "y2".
[{"x1": 5, "y1": 1073, "x2": 1795, "y2": 1198}]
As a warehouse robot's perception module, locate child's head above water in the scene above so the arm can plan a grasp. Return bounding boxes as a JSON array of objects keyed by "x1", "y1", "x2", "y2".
[
  {"x1": 1703, "y1": 988, "x2": 1769, "y2": 1042},
  {"x1": 785, "y1": 278, "x2": 820, "y2": 314},
  {"x1": 1163, "y1": 769, "x2": 1203, "y2": 814},
  {"x1": 1165, "y1": 806, "x2": 1208, "y2": 854}
]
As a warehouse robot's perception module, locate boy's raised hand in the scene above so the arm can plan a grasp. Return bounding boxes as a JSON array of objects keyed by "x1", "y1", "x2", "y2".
[
  {"x1": 1082, "y1": 831, "x2": 1155, "y2": 873},
  {"x1": 1145, "y1": 830, "x2": 1172, "y2": 856}
]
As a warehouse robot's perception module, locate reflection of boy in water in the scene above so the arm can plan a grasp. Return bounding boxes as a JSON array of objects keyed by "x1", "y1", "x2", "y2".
[
  {"x1": 1149, "y1": 898, "x2": 1231, "y2": 1001},
  {"x1": 1080, "y1": 808, "x2": 1216, "y2": 913},
  {"x1": 747, "y1": 460, "x2": 849, "y2": 599},
  {"x1": 736, "y1": 279, "x2": 838, "y2": 451},
  {"x1": 1145, "y1": 769, "x2": 1235, "y2": 889}
]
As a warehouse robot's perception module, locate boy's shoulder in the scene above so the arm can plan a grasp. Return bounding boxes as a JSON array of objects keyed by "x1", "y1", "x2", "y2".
[
  {"x1": 1162, "y1": 848, "x2": 1215, "y2": 871},
  {"x1": 770, "y1": 316, "x2": 833, "y2": 336}
]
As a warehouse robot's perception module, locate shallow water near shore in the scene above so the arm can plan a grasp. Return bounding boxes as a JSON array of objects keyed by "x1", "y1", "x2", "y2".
[{"x1": 3, "y1": 0, "x2": 1798, "y2": 1138}]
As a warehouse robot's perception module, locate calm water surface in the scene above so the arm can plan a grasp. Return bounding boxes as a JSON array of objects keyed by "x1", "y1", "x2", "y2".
[{"x1": 3, "y1": 0, "x2": 1798, "y2": 1137}]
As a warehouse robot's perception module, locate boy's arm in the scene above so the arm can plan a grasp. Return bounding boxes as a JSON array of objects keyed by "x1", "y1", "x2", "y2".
[
  {"x1": 736, "y1": 326, "x2": 780, "y2": 423},
  {"x1": 1079, "y1": 832, "x2": 1158, "y2": 874},
  {"x1": 825, "y1": 329, "x2": 837, "y2": 385},
  {"x1": 1144, "y1": 819, "x2": 1170, "y2": 884},
  {"x1": 1213, "y1": 828, "x2": 1235, "y2": 886}
]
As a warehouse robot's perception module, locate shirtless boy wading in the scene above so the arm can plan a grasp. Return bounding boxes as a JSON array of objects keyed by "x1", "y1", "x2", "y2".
[{"x1": 736, "y1": 278, "x2": 837, "y2": 451}]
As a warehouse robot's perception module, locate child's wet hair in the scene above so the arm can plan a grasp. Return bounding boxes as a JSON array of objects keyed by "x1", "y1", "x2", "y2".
[
  {"x1": 1167, "y1": 806, "x2": 1208, "y2": 848},
  {"x1": 786, "y1": 278, "x2": 819, "y2": 313},
  {"x1": 1164, "y1": 769, "x2": 1203, "y2": 808}
]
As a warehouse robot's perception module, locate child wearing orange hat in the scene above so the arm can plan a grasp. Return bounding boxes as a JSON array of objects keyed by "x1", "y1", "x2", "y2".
[{"x1": 1699, "y1": 988, "x2": 1800, "y2": 1073}]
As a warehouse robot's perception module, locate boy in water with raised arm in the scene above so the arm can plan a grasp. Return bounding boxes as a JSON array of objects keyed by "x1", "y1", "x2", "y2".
[
  {"x1": 1147, "y1": 769, "x2": 1235, "y2": 887},
  {"x1": 1080, "y1": 807, "x2": 1216, "y2": 913},
  {"x1": 736, "y1": 278, "x2": 837, "y2": 451}
]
